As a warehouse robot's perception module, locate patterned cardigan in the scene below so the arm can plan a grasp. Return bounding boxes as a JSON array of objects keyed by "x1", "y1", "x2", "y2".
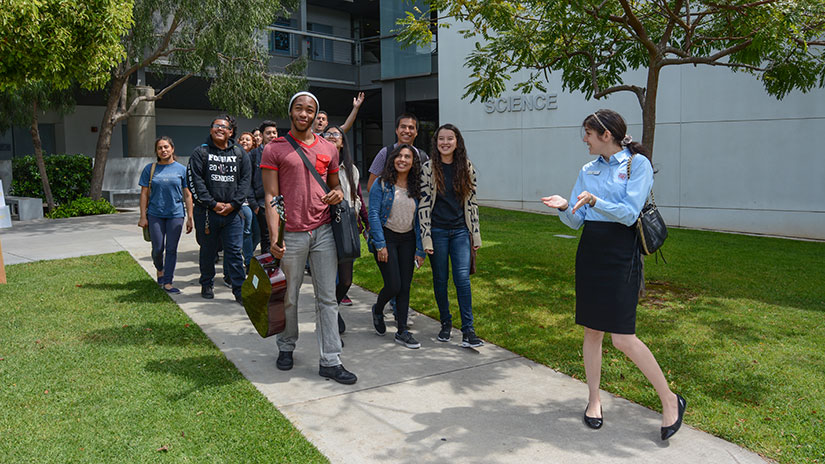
[{"x1": 417, "y1": 159, "x2": 482, "y2": 251}]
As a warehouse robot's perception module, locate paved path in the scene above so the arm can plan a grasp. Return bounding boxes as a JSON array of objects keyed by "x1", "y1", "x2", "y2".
[{"x1": 1, "y1": 213, "x2": 770, "y2": 464}]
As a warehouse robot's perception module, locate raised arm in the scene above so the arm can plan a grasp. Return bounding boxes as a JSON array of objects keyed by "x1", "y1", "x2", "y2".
[{"x1": 340, "y1": 92, "x2": 365, "y2": 134}]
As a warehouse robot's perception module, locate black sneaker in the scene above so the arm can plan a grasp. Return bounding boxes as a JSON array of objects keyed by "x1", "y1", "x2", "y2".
[
  {"x1": 276, "y1": 351, "x2": 293, "y2": 370},
  {"x1": 395, "y1": 331, "x2": 421, "y2": 349},
  {"x1": 372, "y1": 304, "x2": 386, "y2": 336},
  {"x1": 461, "y1": 329, "x2": 484, "y2": 348},
  {"x1": 437, "y1": 322, "x2": 452, "y2": 342},
  {"x1": 201, "y1": 285, "x2": 214, "y2": 299},
  {"x1": 235, "y1": 294, "x2": 243, "y2": 306},
  {"x1": 319, "y1": 364, "x2": 357, "y2": 385}
]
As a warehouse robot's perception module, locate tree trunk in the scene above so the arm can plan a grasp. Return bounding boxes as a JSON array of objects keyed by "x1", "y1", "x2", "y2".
[
  {"x1": 638, "y1": 62, "x2": 663, "y2": 299},
  {"x1": 641, "y1": 63, "x2": 661, "y2": 160},
  {"x1": 89, "y1": 76, "x2": 127, "y2": 200},
  {"x1": 30, "y1": 100, "x2": 55, "y2": 212}
]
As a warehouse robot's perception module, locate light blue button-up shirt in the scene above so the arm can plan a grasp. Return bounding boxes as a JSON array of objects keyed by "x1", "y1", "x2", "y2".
[{"x1": 558, "y1": 149, "x2": 653, "y2": 229}]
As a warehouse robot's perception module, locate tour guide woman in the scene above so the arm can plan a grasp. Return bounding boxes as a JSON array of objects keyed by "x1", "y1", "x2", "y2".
[
  {"x1": 138, "y1": 136, "x2": 194, "y2": 294},
  {"x1": 541, "y1": 109, "x2": 686, "y2": 440}
]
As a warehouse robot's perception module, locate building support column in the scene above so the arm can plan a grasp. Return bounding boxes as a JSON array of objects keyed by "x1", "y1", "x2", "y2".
[
  {"x1": 381, "y1": 80, "x2": 406, "y2": 146},
  {"x1": 126, "y1": 86, "x2": 156, "y2": 157}
]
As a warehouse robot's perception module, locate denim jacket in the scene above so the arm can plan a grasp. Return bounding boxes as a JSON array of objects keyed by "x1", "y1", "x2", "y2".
[{"x1": 368, "y1": 178, "x2": 425, "y2": 258}]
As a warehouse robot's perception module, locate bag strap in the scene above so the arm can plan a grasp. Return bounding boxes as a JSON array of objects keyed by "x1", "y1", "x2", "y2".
[
  {"x1": 148, "y1": 162, "x2": 157, "y2": 197},
  {"x1": 285, "y1": 133, "x2": 331, "y2": 195},
  {"x1": 626, "y1": 154, "x2": 655, "y2": 207}
]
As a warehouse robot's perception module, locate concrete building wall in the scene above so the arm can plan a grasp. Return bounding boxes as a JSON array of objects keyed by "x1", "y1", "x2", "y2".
[
  {"x1": 438, "y1": 24, "x2": 825, "y2": 240},
  {"x1": 61, "y1": 106, "x2": 127, "y2": 158}
]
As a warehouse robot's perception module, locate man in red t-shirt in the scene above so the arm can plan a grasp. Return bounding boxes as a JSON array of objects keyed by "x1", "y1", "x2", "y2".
[{"x1": 261, "y1": 91, "x2": 357, "y2": 385}]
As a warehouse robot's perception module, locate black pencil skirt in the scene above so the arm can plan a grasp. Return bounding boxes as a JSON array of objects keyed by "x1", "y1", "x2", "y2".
[{"x1": 575, "y1": 221, "x2": 642, "y2": 334}]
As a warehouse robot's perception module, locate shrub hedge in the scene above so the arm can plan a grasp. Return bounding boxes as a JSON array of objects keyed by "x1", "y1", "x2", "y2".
[
  {"x1": 46, "y1": 197, "x2": 117, "y2": 218},
  {"x1": 10, "y1": 154, "x2": 92, "y2": 205}
]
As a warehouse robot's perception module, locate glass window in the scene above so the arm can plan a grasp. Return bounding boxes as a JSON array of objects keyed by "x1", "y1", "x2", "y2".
[
  {"x1": 269, "y1": 18, "x2": 297, "y2": 56},
  {"x1": 380, "y1": 0, "x2": 432, "y2": 79},
  {"x1": 308, "y1": 23, "x2": 334, "y2": 62}
]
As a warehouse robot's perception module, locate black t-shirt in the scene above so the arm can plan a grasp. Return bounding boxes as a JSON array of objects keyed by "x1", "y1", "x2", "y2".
[{"x1": 431, "y1": 162, "x2": 466, "y2": 229}]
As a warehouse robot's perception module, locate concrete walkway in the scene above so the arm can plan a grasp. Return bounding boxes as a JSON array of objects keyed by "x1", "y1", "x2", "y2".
[{"x1": 1, "y1": 212, "x2": 770, "y2": 464}]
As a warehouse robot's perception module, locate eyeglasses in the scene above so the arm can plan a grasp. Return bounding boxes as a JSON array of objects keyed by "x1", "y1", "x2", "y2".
[
  {"x1": 322, "y1": 132, "x2": 342, "y2": 139},
  {"x1": 212, "y1": 124, "x2": 230, "y2": 131}
]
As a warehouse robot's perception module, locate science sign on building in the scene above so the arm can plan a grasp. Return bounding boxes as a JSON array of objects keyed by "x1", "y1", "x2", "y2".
[{"x1": 483, "y1": 94, "x2": 558, "y2": 114}]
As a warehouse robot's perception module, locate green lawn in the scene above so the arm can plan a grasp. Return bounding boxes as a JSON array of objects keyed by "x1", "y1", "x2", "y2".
[
  {"x1": 0, "y1": 252, "x2": 327, "y2": 464},
  {"x1": 354, "y1": 206, "x2": 825, "y2": 464}
]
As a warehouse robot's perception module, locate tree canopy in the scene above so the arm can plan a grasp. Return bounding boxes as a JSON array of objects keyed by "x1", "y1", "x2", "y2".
[
  {"x1": 399, "y1": 0, "x2": 825, "y2": 154},
  {"x1": 0, "y1": 0, "x2": 133, "y2": 91},
  {"x1": 119, "y1": 0, "x2": 306, "y2": 119},
  {"x1": 89, "y1": 0, "x2": 307, "y2": 199}
]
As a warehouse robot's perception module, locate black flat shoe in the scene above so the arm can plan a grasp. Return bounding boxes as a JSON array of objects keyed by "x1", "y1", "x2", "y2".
[
  {"x1": 661, "y1": 394, "x2": 687, "y2": 440},
  {"x1": 583, "y1": 404, "x2": 603, "y2": 430}
]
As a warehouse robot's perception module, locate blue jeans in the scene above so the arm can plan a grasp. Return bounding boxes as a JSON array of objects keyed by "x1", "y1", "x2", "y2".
[
  {"x1": 147, "y1": 215, "x2": 183, "y2": 286},
  {"x1": 429, "y1": 227, "x2": 474, "y2": 333},
  {"x1": 224, "y1": 204, "x2": 257, "y2": 271},
  {"x1": 194, "y1": 205, "x2": 244, "y2": 297}
]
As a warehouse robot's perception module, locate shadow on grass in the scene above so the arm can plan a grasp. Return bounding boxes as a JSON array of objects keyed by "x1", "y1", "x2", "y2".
[
  {"x1": 80, "y1": 280, "x2": 170, "y2": 304},
  {"x1": 83, "y1": 322, "x2": 214, "y2": 347},
  {"x1": 145, "y1": 354, "x2": 243, "y2": 401},
  {"x1": 417, "y1": 250, "x2": 775, "y2": 410}
]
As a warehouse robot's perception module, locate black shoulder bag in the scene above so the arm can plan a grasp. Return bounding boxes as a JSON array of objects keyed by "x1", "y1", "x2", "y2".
[
  {"x1": 285, "y1": 134, "x2": 361, "y2": 263},
  {"x1": 627, "y1": 155, "x2": 668, "y2": 257}
]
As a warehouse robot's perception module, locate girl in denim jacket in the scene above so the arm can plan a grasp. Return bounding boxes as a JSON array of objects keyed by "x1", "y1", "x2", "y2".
[{"x1": 368, "y1": 144, "x2": 425, "y2": 349}]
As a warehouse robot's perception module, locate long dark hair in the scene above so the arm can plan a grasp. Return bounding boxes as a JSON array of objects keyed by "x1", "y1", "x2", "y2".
[
  {"x1": 430, "y1": 123, "x2": 473, "y2": 200},
  {"x1": 381, "y1": 144, "x2": 422, "y2": 199},
  {"x1": 582, "y1": 109, "x2": 651, "y2": 163},
  {"x1": 327, "y1": 125, "x2": 356, "y2": 203}
]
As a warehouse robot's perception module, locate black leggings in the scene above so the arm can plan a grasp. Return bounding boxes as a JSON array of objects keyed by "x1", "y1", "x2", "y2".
[
  {"x1": 336, "y1": 261, "x2": 353, "y2": 304},
  {"x1": 375, "y1": 228, "x2": 416, "y2": 332}
]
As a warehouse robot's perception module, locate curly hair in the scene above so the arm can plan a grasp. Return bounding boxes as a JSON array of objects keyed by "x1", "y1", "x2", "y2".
[
  {"x1": 430, "y1": 124, "x2": 473, "y2": 200},
  {"x1": 380, "y1": 144, "x2": 422, "y2": 199}
]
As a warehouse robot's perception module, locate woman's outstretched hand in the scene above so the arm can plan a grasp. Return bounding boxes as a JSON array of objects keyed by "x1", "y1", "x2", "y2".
[{"x1": 541, "y1": 195, "x2": 568, "y2": 210}]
